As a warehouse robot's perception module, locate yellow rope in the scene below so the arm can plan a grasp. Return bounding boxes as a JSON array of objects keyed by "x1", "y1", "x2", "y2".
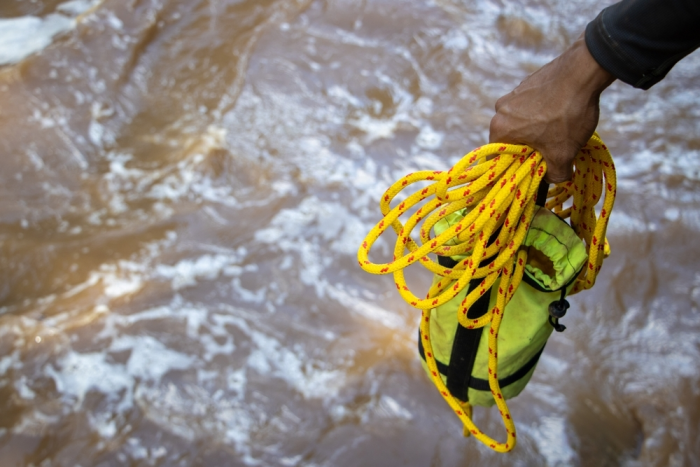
[{"x1": 357, "y1": 135, "x2": 616, "y2": 452}]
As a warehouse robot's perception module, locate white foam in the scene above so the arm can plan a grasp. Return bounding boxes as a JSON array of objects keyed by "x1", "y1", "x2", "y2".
[
  {"x1": 415, "y1": 125, "x2": 444, "y2": 150},
  {"x1": 231, "y1": 277, "x2": 266, "y2": 305},
  {"x1": 103, "y1": 273, "x2": 144, "y2": 298},
  {"x1": 10, "y1": 410, "x2": 59, "y2": 437},
  {"x1": 0, "y1": 350, "x2": 20, "y2": 375},
  {"x1": 351, "y1": 114, "x2": 401, "y2": 143},
  {"x1": 47, "y1": 351, "x2": 132, "y2": 406},
  {"x1": 88, "y1": 411, "x2": 118, "y2": 439},
  {"x1": 247, "y1": 330, "x2": 344, "y2": 399},
  {"x1": 57, "y1": 0, "x2": 97, "y2": 16},
  {"x1": 15, "y1": 376, "x2": 36, "y2": 400},
  {"x1": 606, "y1": 210, "x2": 651, "y2": 236},
  {"x1": 254, "y1": 196, "x2": 365, "y2": 256},
  {"x1": 442, "y1": 28, "x2": 469, "y2": 51},
  {"x1": 0, "y1": 15, "x2": 73, "y2": 66},
  {"x1": 375, "y1": 395, "x2": 413, "y2": 421},
  {"x1": 326, "y1": 284, "x2": 405, "y2": 329},
  {"x1": 112, "y1": 335, "x2": 195, "y2": 382},
  {"x1": 532, "y1": 416, "x2": 577, "y2": 466},
  {"x1": 327, "y1": 84, "x2": 364, "y2": 108},
  {"x1": 156, "y1": 253, "x2": 240, "y2": 291},
  {"x1": 0, "y1": 1, "x2": 102, "y2": 66}
]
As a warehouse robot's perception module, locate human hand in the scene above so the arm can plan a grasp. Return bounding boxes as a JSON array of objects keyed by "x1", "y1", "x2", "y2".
[{"x1": 489, "y1": 38, "x2": 615, "y2": 183}]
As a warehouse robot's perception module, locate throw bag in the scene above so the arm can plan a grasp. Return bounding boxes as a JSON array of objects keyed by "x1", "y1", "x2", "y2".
[{"x1": 419, "y1": 205, "x2": 588, "y2": 407}]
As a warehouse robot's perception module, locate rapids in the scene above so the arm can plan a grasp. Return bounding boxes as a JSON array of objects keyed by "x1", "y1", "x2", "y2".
[{"x1": 0, "y1": 0, "x2": 699, "y2": 465}]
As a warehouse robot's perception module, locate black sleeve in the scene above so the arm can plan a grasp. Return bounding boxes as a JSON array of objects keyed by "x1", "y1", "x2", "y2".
[{"x1": 585, "y1": 0, "x2": 700, "y2": 90}]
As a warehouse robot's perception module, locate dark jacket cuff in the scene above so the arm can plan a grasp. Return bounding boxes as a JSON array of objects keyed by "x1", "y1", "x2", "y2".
[
  {"x1": 585, "y1": 0, "x2": 700, "y2": 90},
  {"x1": 585, "y1": 9, "x2": 660, "y2": 90}
]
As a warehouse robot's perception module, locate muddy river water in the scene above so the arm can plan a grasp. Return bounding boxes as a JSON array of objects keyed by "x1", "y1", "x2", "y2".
[{"x1": 0, "y1": 0, "x2": 699, "y2": 466}]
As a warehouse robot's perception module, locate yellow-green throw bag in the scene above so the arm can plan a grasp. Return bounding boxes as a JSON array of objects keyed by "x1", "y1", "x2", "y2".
[{"x1": 419, "y1": 205, "x2": 588, "y2": 407}]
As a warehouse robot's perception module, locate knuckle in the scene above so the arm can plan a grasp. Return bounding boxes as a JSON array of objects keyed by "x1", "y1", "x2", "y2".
[
  {"x1": 489, "y1": 117, "x2": 504, "y2": 142},
  {"x1": 494, "y1": 97, "x2": 503, "y2": 111}
]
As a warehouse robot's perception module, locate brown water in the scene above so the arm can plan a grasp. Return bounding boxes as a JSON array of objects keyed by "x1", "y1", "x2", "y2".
[{"x1": 1, "y1": 0, "x2": 699, "y2": 465}]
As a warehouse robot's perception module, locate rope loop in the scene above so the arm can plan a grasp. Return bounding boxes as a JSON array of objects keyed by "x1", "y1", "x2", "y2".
[{"x1": 357, "y1": 134, "x2": 616, "y2": 452}]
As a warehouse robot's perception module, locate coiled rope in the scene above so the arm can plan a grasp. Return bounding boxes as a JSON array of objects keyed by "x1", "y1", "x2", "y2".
[{"x1": 357, "y1": 134, "x2": 616, "y2": 452}]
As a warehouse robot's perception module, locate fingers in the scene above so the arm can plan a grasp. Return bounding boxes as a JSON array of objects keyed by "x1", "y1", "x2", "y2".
[
  {"x1": 541, "y1": 148, "x2": 575, "y2": 183},
  {"x1": 543, "y1": 160, "x2": 574, "y2": 184},
  {"x1": 488, "y1": 113, "x2": 511, "y2": 144},
  {"x1": 491, "y1": 113, "x2": 575, "y2": 183}
]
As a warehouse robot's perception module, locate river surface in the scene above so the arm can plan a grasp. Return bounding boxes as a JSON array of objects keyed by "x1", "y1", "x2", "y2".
[{"x1": 0, "y1": 0, "x2": 699, "y2": 466}]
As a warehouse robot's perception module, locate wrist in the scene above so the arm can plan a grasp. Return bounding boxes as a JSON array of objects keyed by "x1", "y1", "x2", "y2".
[{"x1": 564, "y1": 38, "x2": 615, "y2": 96}]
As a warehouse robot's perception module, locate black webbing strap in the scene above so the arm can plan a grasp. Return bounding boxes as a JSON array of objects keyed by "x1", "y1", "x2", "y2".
[
  {"x1": 444, "y1": 268, "x2": 490, "y2": 401},
  {"x1": 536, "y1": 178, "x2": 549, "y2": 208},
  {"x1": 418, "y1": 335, "x2": 546, "y2": 391},
  {"x1": 466, "y1": 345, "x2": 545, "y2": 390},
  {"x1": 437, "y1": 251, "x2": 493, "y2": 402},
  {"x1": 430, "y1": 179, "x2": 550, "y2": 402}
]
